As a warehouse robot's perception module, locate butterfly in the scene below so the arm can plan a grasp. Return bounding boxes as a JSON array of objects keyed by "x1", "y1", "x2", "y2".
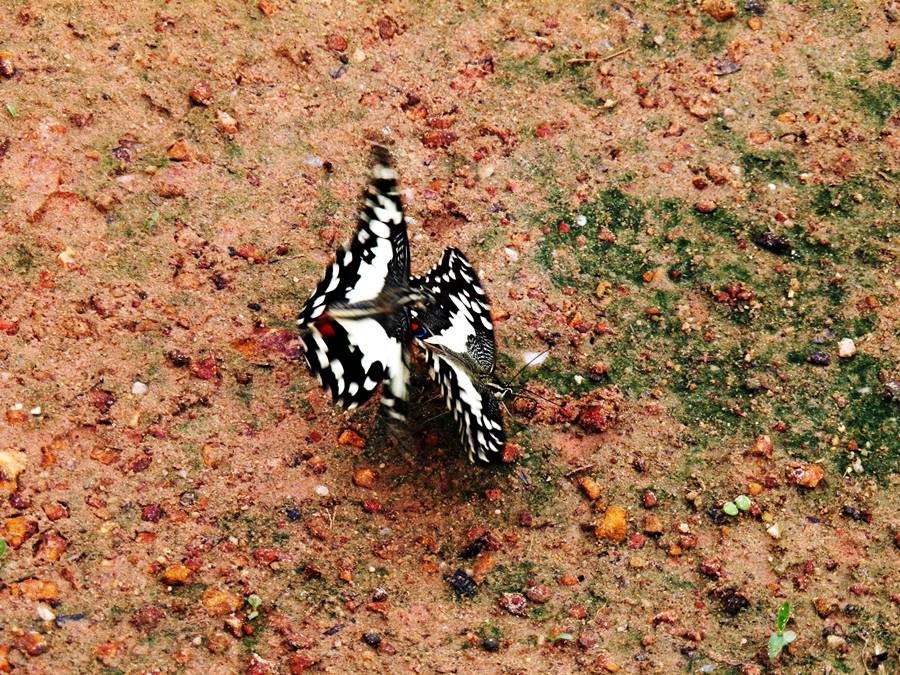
[
  {"x1": 411, "y1": 248, "x2": 508, "y2": 464},
  {"x1": 296, "y1": 147, "x2": 423, "y2": 421}
]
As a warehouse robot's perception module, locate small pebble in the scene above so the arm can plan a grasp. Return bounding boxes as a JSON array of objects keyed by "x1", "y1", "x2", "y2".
[
  {"x1": 837, "y1": 338, "x2": 856, "y2": 358},
  {"x1": 36, "y1": 605, "x2": 56, "y2": 621},
  {"x1": 30, "y1": 406, "x2": 42, "y2": 416},
  {"x1": 575, "y1": 214, "x2": 587, "y2": 226},
  {"x1": 445, "y1": 569, "x2": 477, "y2": 597},
  {"x1": 525, "y1": 585, "x2": 553, "y2": 603},
  {"x1": 482, "y1": 637, "x2": 500, "y2": 652},
  {"x1": 314, "y1": 485, "x2": 330, "y2": 497},
  {"x1": 499, "y1": 592, "x2": 528, "y2": 616},
  {"x1": 362, "y1": 632, "x2": 381, "y2": 648},
  {"x1": 131, "y1": 381, "x2": 149, "y2": 396},
  {"x1": 808, "y1": 351, "x2": 830, "y2": 367},
  {"x1": 826, "y1": 634, "x2": 847, "y2": 652}
]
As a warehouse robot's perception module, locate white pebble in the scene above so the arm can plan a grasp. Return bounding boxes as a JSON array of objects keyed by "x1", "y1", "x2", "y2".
[
  {"x1": 503, "y1": 247, "x2": 519, "y2": 261},
  {"x1": 522, "y1": 351, "x2": 548, "y2": 367},
  {"x1": 575, "y1": 214, "x2": 587, "y2": 227},
  {"x1": 36, "y1": 605, "x2": 56, "y2": 621},
  {"x1": 766, "y1": 523, "x2": 782, "y2": 539},
  {"x1": 837, "y1": 338, "x2": 856, "y2": 358},
  {"x1": 12, "y1": 402, "x2": 23, "y2": 410},
  {"x1": 30, "y1": 406, "x2": 42, "y2": 416},
  {"x1": 574, "y1": 375, "x2": 584, "y2": 385},
  {"x1": 314, "y1": 485, "x2": 330, "y2": 497},
  {"x1": 131, "y1": 381, "x2": 149, "y2": 395}
]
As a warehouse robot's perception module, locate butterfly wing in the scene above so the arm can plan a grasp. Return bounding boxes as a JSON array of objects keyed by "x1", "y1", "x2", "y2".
[
  {"x1": 297, "y1": 147, "x2": 410, "y2": 419},
  {"x1": 411, "y1": 248, "x2": 496, "y2": 371},
  {"x1": 412, "y1": 248, "x2": 505, "y2": 463},
  {"x1": 423, "y1": 349, "x2": 506, "y2": 464},
  {"x1": 298, "y1": 146, "x2": 408, "y2": 321}
]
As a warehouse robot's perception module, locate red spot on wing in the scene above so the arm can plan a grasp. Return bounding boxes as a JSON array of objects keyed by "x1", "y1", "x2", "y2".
[
  {"x1": 410, "y1": 321, "x2": 420, "y2": 333},
  {"x1": 316, "y1": 319, "x2": 336, "y2": 339}
]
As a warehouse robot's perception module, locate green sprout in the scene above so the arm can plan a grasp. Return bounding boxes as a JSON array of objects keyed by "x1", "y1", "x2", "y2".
[
  {"x1": 246, "y1": 594, "x2": 262, "y2": 620},
  {"x1": 0, "y1": 539, "x2": 7, "y2": 557},
  {"x1": 723, "y1": 494, "x2": 752, "y2": 516},
  {"x1": 5, "y1": 103, "x2": 18, "y2": 118},
  {"x1": 144, "y1": 211, "x2": 160, "y2": 233},
  {"x1": 547, "y1": 632, "x2": 574, "y2": 643},
  {"x1": 767, "y1": 602, "x2": 797, "y2": 661}
]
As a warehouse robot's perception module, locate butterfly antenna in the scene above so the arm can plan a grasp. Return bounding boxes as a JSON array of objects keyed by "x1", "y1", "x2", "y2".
[
  {"x1": 501, "y1": 349, "x2": 551, "y2": 390},
  {"x1": 417, "y1": 408, "x2": 452, "y2": 428},
  {"x1": 510, "y1": 388, "x2": 566, "y2": 410}
]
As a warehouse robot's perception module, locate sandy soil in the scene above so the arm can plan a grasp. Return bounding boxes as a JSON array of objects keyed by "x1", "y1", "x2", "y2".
[{"x1": 1, "y1": 1, "x2": 898, "y2": 673}]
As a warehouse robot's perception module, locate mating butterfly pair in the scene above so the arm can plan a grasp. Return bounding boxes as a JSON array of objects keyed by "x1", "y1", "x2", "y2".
[{"x1": 296, "y1": 147, "x2": 506, "y2": 464}]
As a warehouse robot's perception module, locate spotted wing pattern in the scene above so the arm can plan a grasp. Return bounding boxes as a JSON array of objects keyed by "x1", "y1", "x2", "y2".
[
  {"x1": 297, "y1": 147, "x2": 410, "y2": 420},
  {"x1": 412, "y1": 248, "x2": 505, "y2": 463}
]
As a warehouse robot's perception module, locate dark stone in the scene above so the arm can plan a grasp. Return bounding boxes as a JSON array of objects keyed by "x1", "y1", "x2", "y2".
[
  {"x1": 719, "y1": 587, "x2": 751, "y2": 616},
  {"x1": 445, "y1": 569, "x2": 477, "y2": 597},
  {"x1": 482, "y1": 637, "x2": 500, "y2": 652},
  {"x1": 751, "y1": 231, "x2": 792, "y2": 255},
  {"x1": 460, "y1": 536, "x2": 488, "y2": 559},
  {"x1": 809, "y1": 351, "x2": 830, "y2": 366},
  {"x1": 745, "y1": 0, "x2": 767, "y2": 15}
]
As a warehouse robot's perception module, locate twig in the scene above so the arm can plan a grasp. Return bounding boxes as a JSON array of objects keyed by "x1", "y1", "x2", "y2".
[
  {"x1": 565, "y1": 463, "x2": 597, "y2": 478},
  {"x1": 566, "y1": 48, "x2": 630, "y2": 65}
]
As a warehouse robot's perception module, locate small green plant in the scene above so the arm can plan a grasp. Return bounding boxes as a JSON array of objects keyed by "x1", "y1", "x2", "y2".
[
  {"x1": 767, "y1": 602, "x2": 797, "y2": 661},
  {"x1": 144, "y1": 211, "x2": 160, "y2": 233},
  {"x1": 723, "y1": 494, "x2": 752, "y2": 516},
  {"x1": 246, "y1": 594, "x2": 262, "y2": 620},
  {"x1": 0, "y1": 539, "x2": 7, "y2": 557},
  {"x1": 5, "y1": 103, "x2": 18, "y2": 118}
]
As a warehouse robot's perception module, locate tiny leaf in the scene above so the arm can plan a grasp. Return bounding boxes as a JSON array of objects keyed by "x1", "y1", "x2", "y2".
[
  {"x1": 776, "y1": 601, "x2": 791, "y2": 633},
  {"x1": 723, "y1": 501, "x2": 739, "y2": 516},
  {"x1": 548, "y1": 633, "x2": 574, "y2": 642},
  {"x1": 0, "y1": 539, "x2": 7, "y2": 557},
  {"x1": 247, "y1": 594, "x2": 262, "y2": 609},
  {"x1": 767, "y1": 633, "x2": 785, "y2": 661},
  {"x1": 5, "y1": 103, "x2": 18, "y2": 118},
  {"x1": 782, "y1": 630, "x2": 796, "y2": 645},
  {"x1": 735, "y1": 495, "x2": 751, "y2": 511}
]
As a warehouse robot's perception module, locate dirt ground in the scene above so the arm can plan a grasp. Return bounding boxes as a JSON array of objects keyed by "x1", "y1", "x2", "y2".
[{"x1": 1, "y1": 1, "x2": 898, "y2": 673}]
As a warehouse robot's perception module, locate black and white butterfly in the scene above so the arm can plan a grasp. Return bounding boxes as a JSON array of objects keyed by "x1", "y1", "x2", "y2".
[
  {"x1": 296, "y1": 147, "x2": 423, "y2": 421},
  {"x1": 411, "y1": 248, "x2": 508, "y2": 464}
]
